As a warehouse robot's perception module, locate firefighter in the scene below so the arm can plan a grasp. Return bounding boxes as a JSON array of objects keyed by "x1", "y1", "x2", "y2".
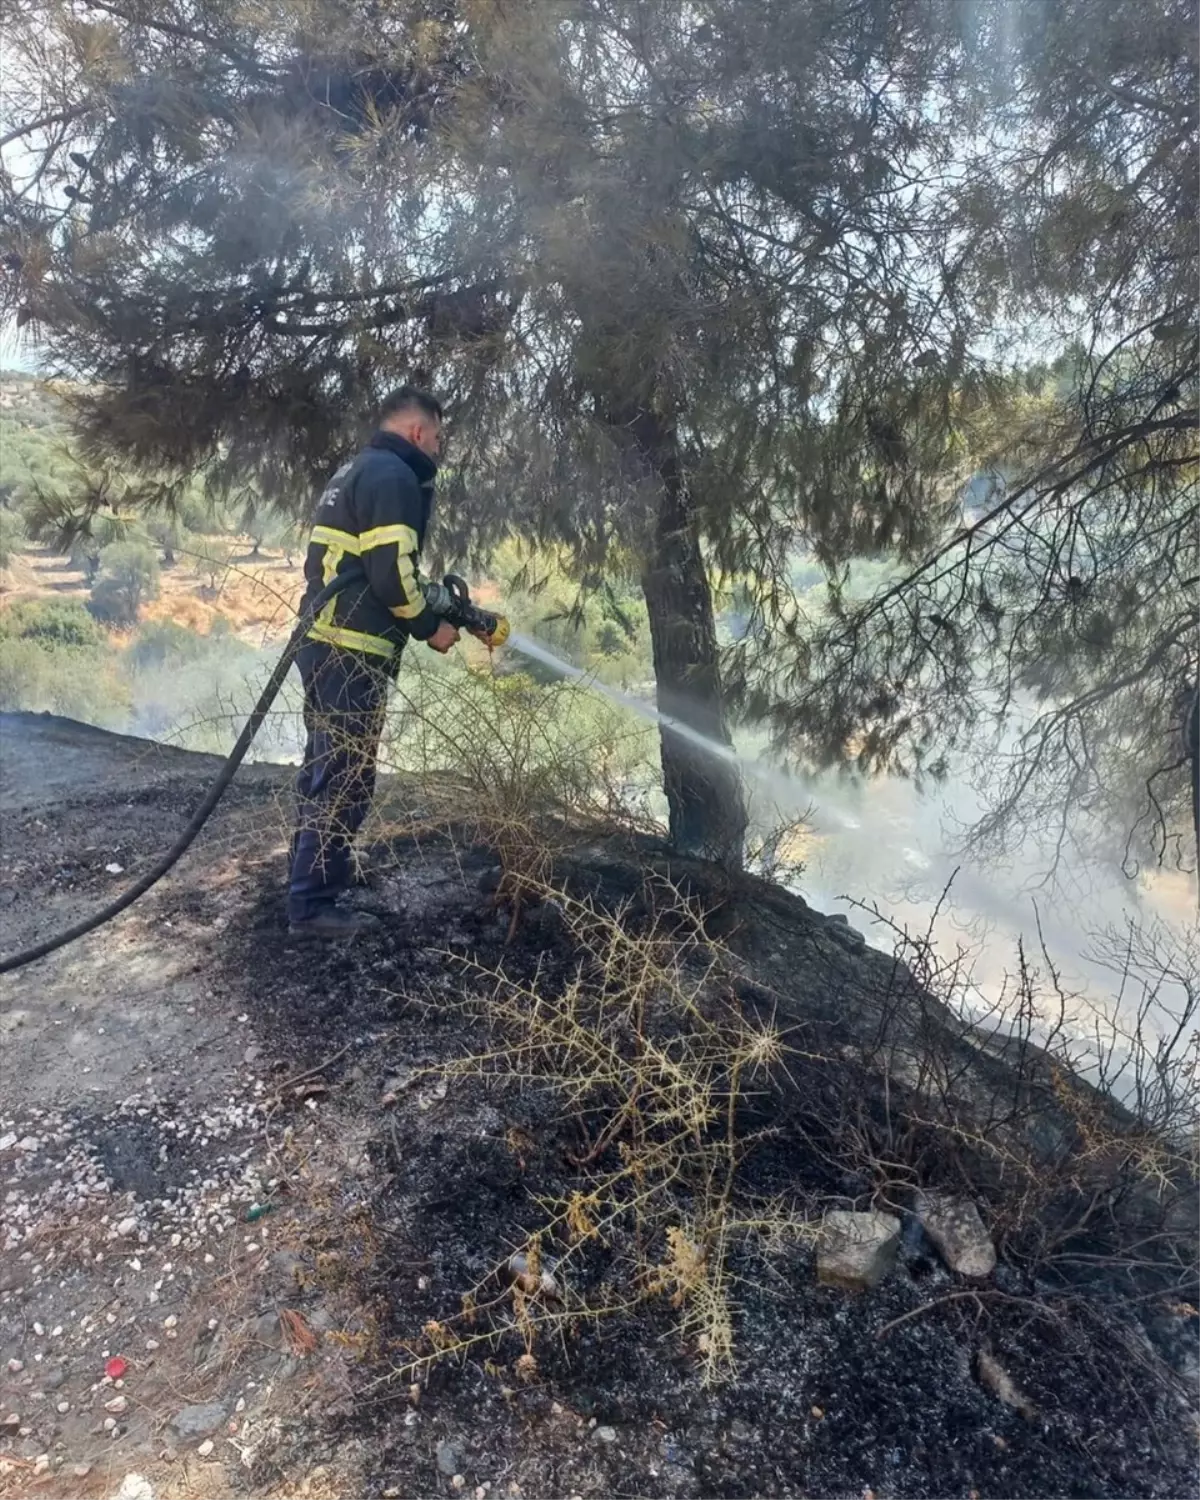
[{"x1": 288, "y1": 386, "x2": 458, "y2": 938}]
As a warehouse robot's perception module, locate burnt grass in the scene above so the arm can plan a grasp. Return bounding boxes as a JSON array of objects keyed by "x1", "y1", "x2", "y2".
[
  {"x1": 3, "y1": 724, "x2": 1193, "y2": 1500},
  {"x1": 191, "y1": 825, "x2": 1200, "y2": 1500}
]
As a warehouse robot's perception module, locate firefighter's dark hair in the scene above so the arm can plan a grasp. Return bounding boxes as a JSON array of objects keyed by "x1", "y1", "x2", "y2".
[{"x1": 379, "y1": 385, "x2": 444, "y2": 424}]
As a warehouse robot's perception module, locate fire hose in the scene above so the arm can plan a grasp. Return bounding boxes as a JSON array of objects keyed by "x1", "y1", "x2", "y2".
[{"x1": 0, "y1": 570, "x2": 508, "y2": 975}]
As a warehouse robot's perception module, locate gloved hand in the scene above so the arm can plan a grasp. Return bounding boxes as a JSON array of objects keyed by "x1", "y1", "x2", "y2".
[{"x1": 421, "y1": 579, "x2": 455, "y2": 616}]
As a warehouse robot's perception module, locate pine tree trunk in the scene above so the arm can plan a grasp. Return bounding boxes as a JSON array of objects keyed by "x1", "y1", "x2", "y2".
[{"x1": 627, "y1": 409, "x2": 747, "y2": 868}]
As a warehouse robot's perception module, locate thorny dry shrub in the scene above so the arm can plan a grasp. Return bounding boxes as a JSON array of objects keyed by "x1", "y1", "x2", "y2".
[
  {"x1": 387, "y1": 879, "x2": 811, "y2": 1387},
  {"x1": 797, "y1": 897, "x2": 1200, "y2": 1303},
  {"x1": 380, "y1": 877, "x2": 1197, "y2": 1391},
  {"x1": 187, "y1": 642, "x2": 658, "y2": 932},
  {"x1": 373, "y1": 655, "x2": 659, "y2": 921}
]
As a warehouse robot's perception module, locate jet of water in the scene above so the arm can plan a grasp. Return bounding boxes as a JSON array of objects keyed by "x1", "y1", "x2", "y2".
[
  {"x1": 507, "y1": 630, "x2": 857, "y2": 830},
  {"x1": 509, "y1": 632, "x2": 741, "y2": 762}
]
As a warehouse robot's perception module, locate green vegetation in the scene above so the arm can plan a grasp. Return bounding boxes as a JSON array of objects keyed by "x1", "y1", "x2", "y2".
[
  {"x1": 0, "y1": 593, "x2": 264, "y2": 753},
  {"x1": 0, "y1": 597, "x2": 128, "y2": 725},
  {"x1": 0, "y1": 510, "x2": 28, "y2": 570},
  {"x1": 88, "y1": 541, "x2": 162, "y2": 626},
  {"x1": 6, "y1": 0, "x2": 1191, "y2": 874},
  {"x1": 0, "y1": 596, "x2": 106, "y2": 651},
  {"x1": 191, "y1": 534, "x2": 234, "y2": 595}
]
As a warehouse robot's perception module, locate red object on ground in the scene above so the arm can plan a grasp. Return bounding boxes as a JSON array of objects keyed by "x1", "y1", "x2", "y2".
[{"x1": 105, "y1": 1356, "x2": 128, "y2": 1380}]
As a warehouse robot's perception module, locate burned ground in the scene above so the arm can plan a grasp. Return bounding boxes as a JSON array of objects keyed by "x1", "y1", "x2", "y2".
[{"x1": 1, "y1": 713, "x2": 1196, "y2": 1499}]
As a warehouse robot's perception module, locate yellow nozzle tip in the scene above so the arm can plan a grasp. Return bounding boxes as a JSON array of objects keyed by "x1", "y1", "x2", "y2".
[{"x1": 489, "y1": 616, "x2": 510, "y2": 648}]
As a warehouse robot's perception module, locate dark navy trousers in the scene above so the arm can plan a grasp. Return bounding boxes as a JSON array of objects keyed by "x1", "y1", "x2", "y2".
[{"x1": 288, "y1": 641, "x2": 390, "y2": 922}]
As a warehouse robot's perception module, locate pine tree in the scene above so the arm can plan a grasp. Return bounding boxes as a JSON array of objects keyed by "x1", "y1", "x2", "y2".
[
  {"x1": 0, "y1": 2, "x2": 972, "y2": 870},
  {"x1": 729, "y1": 0, "x2": 1198, "y2": 874}
]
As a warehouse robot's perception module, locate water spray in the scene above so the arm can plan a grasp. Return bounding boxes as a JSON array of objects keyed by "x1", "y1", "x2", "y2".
[{"x1": 507, "y1": 631, "x2": 860, "y2": 832}]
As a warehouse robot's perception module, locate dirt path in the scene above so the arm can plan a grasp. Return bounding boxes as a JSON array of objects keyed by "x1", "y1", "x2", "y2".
[
  {"x1": 1, "y1": 714, "x2": 276, "y2": 1111},
  {"x1": 0, "y1": 714, "x2": 377, "y2": 1497}
]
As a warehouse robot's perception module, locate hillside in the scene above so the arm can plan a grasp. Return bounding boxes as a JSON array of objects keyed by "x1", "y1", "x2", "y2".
[
  {"x1": 1, "y1": 541, "x2": 303, "y2": 645},
  {"x1": 1, "y1": 714, "x2": 1196, "y2": 1500}
]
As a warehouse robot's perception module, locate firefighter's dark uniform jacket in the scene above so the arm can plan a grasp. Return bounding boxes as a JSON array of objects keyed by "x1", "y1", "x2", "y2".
[{"x1": 300, "y1": 429, "x2": 440, "y2": 662}]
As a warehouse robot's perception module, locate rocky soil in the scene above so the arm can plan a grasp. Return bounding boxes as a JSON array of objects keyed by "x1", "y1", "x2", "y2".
[{"x1": 1, "y1": 712, "x2": 1196, "y2": 1500}]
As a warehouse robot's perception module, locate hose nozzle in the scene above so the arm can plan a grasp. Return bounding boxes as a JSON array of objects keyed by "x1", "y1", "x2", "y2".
[
  {"x1": 441, "y1": 574, "x2": 509, "y2": 650},
  {"x1": 481, "y1": 613, "x2": 510, "y2": 649}
]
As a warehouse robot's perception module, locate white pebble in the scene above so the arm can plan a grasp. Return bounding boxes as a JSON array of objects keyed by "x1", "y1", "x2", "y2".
[
  {"x1": 163, "y1": 1315, "x2": 178, "y2": 1329},
  {"x1": 145, "y1": 1339, "x2": 159, "y2": 1351},
  {"x1": 197, "y1": 1439, "x2": 214, "y2": 1457}
]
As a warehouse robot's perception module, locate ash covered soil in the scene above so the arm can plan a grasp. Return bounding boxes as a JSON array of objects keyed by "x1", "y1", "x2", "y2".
[{"x1": 1, "y1": 712, "x2": 1196, "y2": 1500}]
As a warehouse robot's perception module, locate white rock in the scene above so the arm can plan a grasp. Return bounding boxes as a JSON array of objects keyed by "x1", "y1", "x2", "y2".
[
  {"x1": 111, "y1": 1475, "x2": 156, "y2": 1500},
  {"x1": 163, "y1": 1314, "x2": 177, "y2": 1329},
  {"x1": 105, "y1": 862, "x2": 124, "y2": 875},
  {"x1": 5, "y1": 1359, "x2": 22, "y2": 1374},
  {"x1": 816, "y1": 1209, "x2": 902, "y2": 1291},
  {"x1": 196, "y1": 1439, "x2": 214, "y2": 1457},
  {"x1": 117, "y1": 1218, "x2": 138, "y2": 1238},
  {"x1": 0, "y1": 1134, "x2": 15, "y2": 1151},
  {"x1": 595, "y1": 1425, "x2": 617, "y2": 1443},
  {"x1": 914, "y1": 1192, "x2": 997, "y2": 1279},
  {"x1": 105, "y1": 1395, "x2": 129, "y2": 1414},
  {"x1": 145, "y1": 1339, "x2": 159, "y2": 1351},
  {"x1": 32, "y1": 1322, "x2": 44, "y2": 1337}
]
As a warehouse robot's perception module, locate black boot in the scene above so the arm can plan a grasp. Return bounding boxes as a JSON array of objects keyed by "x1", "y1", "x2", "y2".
[{"x1": 288, "y1": 906, "x2": 377, "y2": 940}]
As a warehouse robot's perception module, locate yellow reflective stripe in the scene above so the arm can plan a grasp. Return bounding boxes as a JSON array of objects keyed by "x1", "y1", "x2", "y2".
[
  {"x1": 311, "y1": 524, "x2": 361, "y2": 554},
  {"x1": 395, "y1": 533, "x2": 426, "y2": 619},
  {"x1": 317, "y1": 542, "x2": 344, "y2": 634},
  {"x1": 307, "y1": 620, "x2": 396, "y2": 658},
  {"x1": 308, "y1": 520, "x2": 425, "y2": 635},
  {"x1": 359, "y1": 524, "x2": 417, "y2": 553},
  {"x1": 356, "y1": 522, "x2": 426, "y2": 616}
]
